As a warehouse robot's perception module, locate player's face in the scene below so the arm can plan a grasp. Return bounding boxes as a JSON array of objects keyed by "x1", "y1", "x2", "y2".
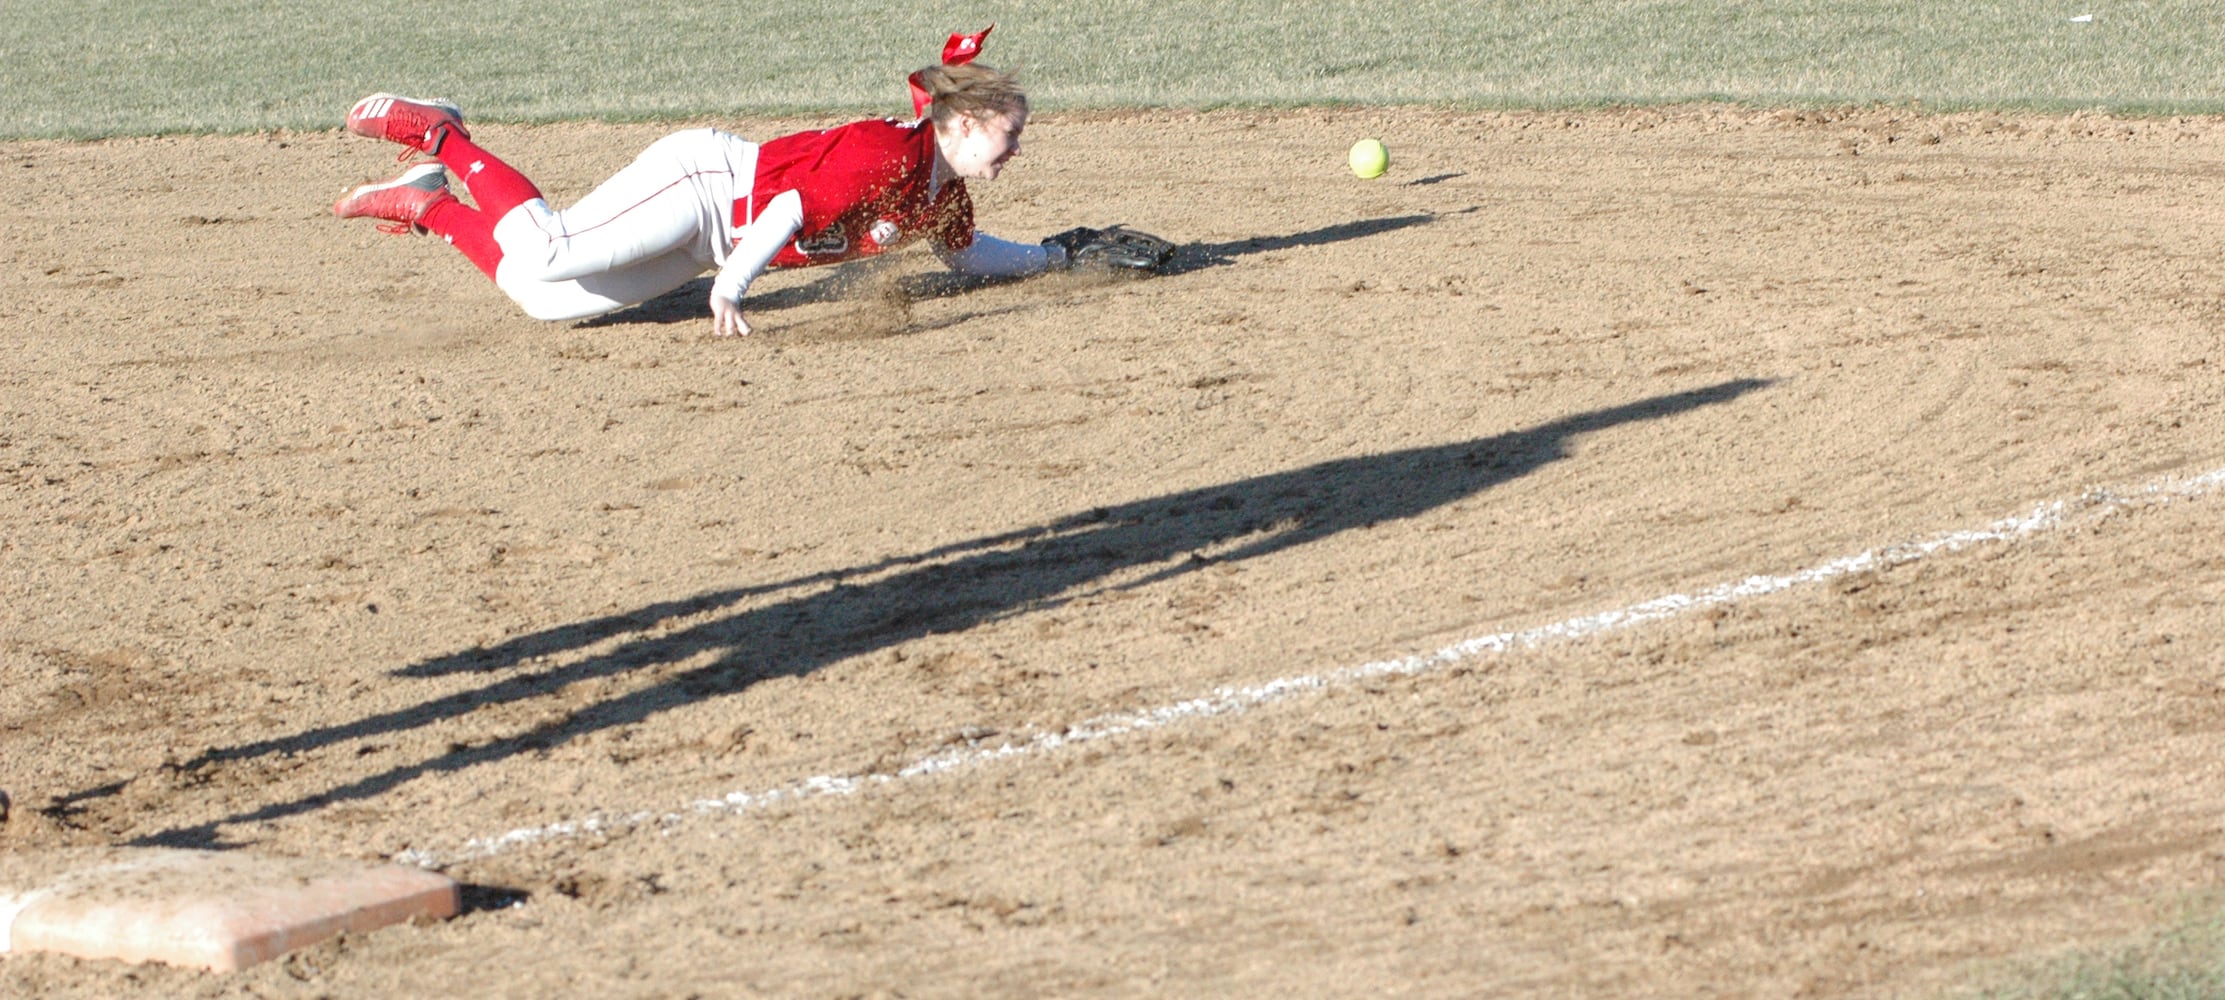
[{"x1": 940, "y1": 108, "x2": 1027, "y2": 181}]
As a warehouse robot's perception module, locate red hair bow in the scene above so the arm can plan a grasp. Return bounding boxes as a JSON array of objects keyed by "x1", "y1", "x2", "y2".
[{"x1": 908, "y1": 24, "x2": 994, "y2": 118}]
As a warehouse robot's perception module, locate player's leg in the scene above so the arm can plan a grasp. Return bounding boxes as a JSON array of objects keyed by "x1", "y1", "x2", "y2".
[
  {"x1": 394, "y1": 122, "x2": 712, "y2": 288},
  {"x1": 339, "y1": 98, "x2": 747, "y2": 319},
  {"x1": 341, "y1": 91, "x2": 588, "y2": 224},
  {"x1": 427, "y1": 130, "x2": 545, "y2": 221},
  {"x1": 494, "y1": 249, "x2": 712, "y2": 322},
  {"x1": 337, "y1": 94, "x2": 526, "y2": 278},
  {"x1": 481, "y1": 129, "x2": 756, "y2": 320},
  {"x1": 342, "y1": 95, "x2": 742, "y2": 276},
  {"x1": 333, "y1": 163, "x2": 701, "y2": 317},
  {"x1": 410, "y1": 130, "x2": 547, "y2": 279},
  {"x1": 488, "y1": 128, "x2": 745, "y2": 285}
]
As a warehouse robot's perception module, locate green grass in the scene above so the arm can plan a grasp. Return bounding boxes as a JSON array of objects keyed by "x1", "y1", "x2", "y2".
[
  {"x1": 1958, "y1": 903, "x2": 2225, "y2": 1000},
  {"x1": 5, "y1": 1, "x2": 2225, "y2": 139}
]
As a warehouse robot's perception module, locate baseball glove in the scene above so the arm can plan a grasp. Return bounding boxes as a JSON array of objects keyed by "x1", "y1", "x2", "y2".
[{"x1": 1042, "y1": 225, "x2": 1176, "y2": 275}]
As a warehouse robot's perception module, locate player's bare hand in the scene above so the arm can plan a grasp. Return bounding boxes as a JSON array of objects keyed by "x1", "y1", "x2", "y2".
[{"x1": 709, "y1": 292, "x2": 752, "y2": 337}]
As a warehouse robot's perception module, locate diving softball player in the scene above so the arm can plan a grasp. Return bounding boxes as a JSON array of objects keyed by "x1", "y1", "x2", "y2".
[{"x1": 332, "y1": 32, "x2": 1094, "y2": 337}]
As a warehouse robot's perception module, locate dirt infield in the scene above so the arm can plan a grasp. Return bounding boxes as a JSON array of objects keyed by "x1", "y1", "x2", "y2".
[{"x1": 7, "y1": 104, "x2": 2225, "y2": 997}]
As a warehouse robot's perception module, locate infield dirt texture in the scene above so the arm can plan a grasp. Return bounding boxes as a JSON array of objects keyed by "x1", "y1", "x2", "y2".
[{"x1": 7, "y1": 105, "x2": 2225, "y2": 996}]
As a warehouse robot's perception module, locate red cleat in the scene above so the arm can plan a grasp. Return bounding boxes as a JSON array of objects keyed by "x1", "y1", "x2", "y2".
[
  {"x1": 345, "y1": 93, "x2": 467, "y2": 159},
  {"x1": 333, "y1": 162, "x2": 453, "y2": 234}
]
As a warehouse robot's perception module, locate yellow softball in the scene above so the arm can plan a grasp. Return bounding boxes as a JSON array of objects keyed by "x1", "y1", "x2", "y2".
[{"x1": 1348, "y1": 138, "x2": 1389, "y2": 179}]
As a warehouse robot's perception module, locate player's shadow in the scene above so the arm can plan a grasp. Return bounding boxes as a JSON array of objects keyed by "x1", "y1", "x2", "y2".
[
  {"x1": 578, "y1": 212, "x2": 1455, "y2": 326},
  {"x1": 122, "y1": 377, "x2": 1770, "y2": 849}
]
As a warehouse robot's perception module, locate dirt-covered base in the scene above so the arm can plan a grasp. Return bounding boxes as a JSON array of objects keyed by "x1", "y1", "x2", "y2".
[{"x1": 7, "y1": 104, "x2": 2225, "y2": 997}]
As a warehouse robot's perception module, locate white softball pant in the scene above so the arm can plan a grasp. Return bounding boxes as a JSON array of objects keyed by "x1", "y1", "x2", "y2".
[{"x1": 490, "y1": 128, "x2": 755, "y2": 321}]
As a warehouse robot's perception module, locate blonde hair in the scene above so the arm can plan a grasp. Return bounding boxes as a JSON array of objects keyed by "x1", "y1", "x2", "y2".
[{"x1": 915, "y1": 62, "x2": 1027, "y2": 127}]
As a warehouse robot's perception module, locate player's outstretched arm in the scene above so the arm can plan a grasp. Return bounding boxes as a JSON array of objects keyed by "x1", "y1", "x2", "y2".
[
  {"x1": 938, "y1": 226, "x2": 1178, "y2": 280},
  {"x1": 710, "y1": 191, "x2": 806, "y2": 337},
  {"x1": 936, "y1": 231, "x2": 1056, "y2": 278}
]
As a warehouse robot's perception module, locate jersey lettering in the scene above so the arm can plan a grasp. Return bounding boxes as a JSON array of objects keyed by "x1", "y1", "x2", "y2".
[{"x1": 795, "y1": 228, "x2": 849, "y2": 257}]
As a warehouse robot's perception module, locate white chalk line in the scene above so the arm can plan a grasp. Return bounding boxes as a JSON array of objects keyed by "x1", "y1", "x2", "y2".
[{"x1": 392, "y1": 464, "x2": 2225, "y2": 870}]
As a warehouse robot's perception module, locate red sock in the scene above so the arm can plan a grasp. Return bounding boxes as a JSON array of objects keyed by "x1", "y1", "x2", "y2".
[
  {"x1": 419, "y1": 197, "x2": 501, "y2": 279},
  {"x1": 433, "y1": 128, "x2": 544, "y2": 218}
]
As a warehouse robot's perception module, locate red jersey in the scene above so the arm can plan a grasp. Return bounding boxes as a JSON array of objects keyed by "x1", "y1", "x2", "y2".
[{"x1": 738, "y1": 118, "x2": 975, "y2": 269}]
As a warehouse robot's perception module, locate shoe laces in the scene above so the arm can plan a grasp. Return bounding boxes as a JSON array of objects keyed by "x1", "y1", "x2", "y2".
[
  {"x1": 392, "y1": 119, "x2": 454, "y2": 162},
  {"x1": 371, "y1": 177, "x2": 446, "y2": 234}
]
